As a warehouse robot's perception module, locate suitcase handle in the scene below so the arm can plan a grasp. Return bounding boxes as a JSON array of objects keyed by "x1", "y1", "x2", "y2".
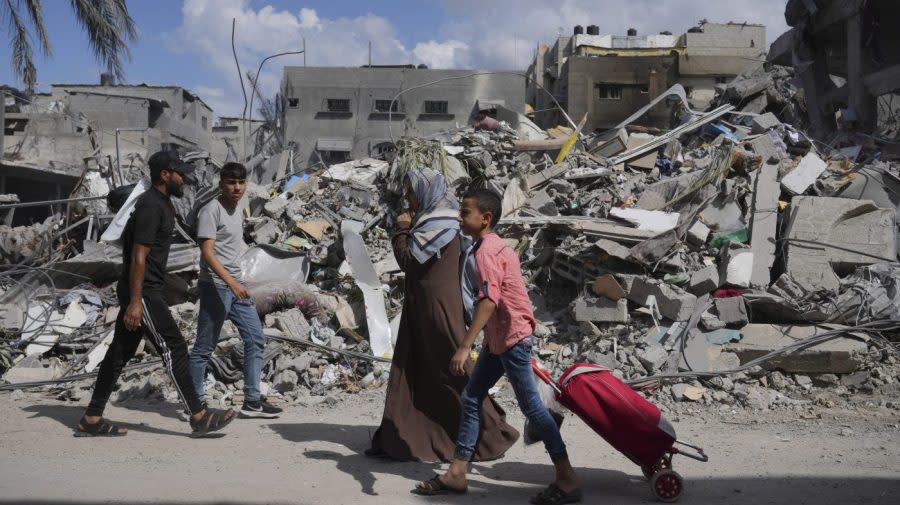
[
  {"x1": 531, "y1": 358, "x2": 561, "y2": 394},
  {"x1": 673, "y1": 441, "x2": 709, "y2": 462}
]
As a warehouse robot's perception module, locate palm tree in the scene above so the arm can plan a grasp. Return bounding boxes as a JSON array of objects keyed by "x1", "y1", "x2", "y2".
[{"x1": 1, "y1": 0, "x2": 136, "y2": 92}]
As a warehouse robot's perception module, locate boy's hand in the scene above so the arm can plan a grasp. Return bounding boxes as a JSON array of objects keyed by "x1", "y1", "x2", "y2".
[
  {"x1": 397, "y1": 212, "x2": 412, "y2": 228},
  {"x1": 228, "y1": 281, "x2": 250, "y2": 300},
  {"x1": 449, "y1": 348, "x2": 469, "y2": 376}
]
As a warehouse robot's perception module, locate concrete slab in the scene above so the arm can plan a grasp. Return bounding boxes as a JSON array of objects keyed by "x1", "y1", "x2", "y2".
[
  {"x1": 728, "y1": 324, "x2": 869, "y2": 373},
  {"x1": 609, "y1": 207, "x2": 679, "y2": 233},
  {"x1": 749, "y1": 163, "x2": 779, "y2": 288},
  {"x1": 782, "y1": 152, "x2": 827, "y2": 195},
  {"x1": 784, "y1": 196, "x2": 897, "y2": 291}
]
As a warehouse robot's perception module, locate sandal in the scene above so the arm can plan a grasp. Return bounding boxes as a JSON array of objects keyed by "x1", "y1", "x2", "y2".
[
  {"x1": 189, "y1": 408, "x2": 235, "y2": 438},
  {"x1": 529, "y1": 483, "x2": 582, "y2": 505},
  {"x1": 74, "y1": 416, "x2": 127, "y2": 437},
  {"x1": 411, "y1": 474, "x2": 467, "y2": 496}
]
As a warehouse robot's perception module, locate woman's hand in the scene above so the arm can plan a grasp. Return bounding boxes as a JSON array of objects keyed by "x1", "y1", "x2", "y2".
[{"x1": 397, "y1": 212, "x2": 413, "y2": 228}]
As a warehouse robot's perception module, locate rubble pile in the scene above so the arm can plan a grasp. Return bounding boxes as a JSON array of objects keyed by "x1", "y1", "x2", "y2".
[{"x1": 2, "y1": 64, "x2": 899, "y2": 416}]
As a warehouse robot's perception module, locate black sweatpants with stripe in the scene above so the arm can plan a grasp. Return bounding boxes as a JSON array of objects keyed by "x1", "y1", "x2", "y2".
[{"x1": 86, "y1": 291, "x2": 204, "y2": 416}]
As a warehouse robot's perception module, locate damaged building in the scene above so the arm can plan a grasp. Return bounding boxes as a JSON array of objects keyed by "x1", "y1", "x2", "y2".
[
  {"x1": 768, "y1": 0, "x2": 900, "y2": 135},
  {"x1": 527, "y1": 21, "x2": 766, "y2": 132},
  {"x1": 279, "y1": 65, "x2": 525, "y2": 166},
  {"x1": 2, "y1": 76, "x2": 216, "y2": 226}
]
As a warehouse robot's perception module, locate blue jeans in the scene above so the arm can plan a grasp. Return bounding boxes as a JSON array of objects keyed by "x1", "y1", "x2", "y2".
[
  {"x1": 189, "y1": 281, "x2": 266, "y2": 403},
  {"x1": 455, "y1": 338, "x2": 568, "y2": 463}
]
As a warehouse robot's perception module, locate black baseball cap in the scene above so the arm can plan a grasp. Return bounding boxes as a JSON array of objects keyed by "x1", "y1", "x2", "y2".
[{"x1": 148, "y1": 150, "x2": 196, "y2": 182}]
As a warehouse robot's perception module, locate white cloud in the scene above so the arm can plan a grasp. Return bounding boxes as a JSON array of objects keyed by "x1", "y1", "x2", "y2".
[
  {"x1": 412, "y1": 40, "x2": 470, "y2": 69},
  {"x1": 298, "y1": 8, "x2": 321, "y2": 30},
  {"x1": 175, "y1": 0, "x2": 792, "y2": 116}
]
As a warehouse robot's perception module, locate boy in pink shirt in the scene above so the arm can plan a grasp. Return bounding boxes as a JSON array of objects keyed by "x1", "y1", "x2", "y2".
[{"x1": 414, "y1": 189, "x2": 581, "y2": 505}]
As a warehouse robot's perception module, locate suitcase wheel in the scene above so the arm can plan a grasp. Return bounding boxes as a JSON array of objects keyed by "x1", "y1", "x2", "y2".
[
  {"x1": 650, "y1": 469, "x2": 683, "y2": 502},
  {"x1": 642, "y1": 455, "x2": 671, "y2": 480}
]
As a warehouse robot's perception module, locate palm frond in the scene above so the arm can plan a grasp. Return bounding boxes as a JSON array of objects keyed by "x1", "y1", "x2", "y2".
[
  {"x1": 3, "y1": 0, "x2": 37, "y2": 90},
  {"x1": 21, "y1": 0, "x2": 51, "y2": 54},
  {"x1": 68, "y1": 0, "x2": 135, "y2": 83}
]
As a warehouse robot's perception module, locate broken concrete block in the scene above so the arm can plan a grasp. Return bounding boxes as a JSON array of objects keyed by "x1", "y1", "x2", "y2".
[
  {"x1": 626, "y1": 277, "x2": 697, "y2": 322},
  {"x1": 264, "y1": 195, "x2": 289, "y2": 219},
  {"x1": 273, "y1": 369, "x2": 298, "y2": 393},
  {"x1": 689, "y1": 266, "x2": 721, "y2": 295},
  {"x1": 637, "y1": 345, "x2": 669, "y2": 374},
  {"x1": 781, "y1": 152, "x2": 827, "y2": 195},
  {"x1": 750, "y1": 112, "x2": 782, "y2": 134},
  {"x1": 573, "y1": 297, "x2": 628, "y2": 323},
  {"x1": 527, "y1": 189, "x2": 558, "y2": 216},
  {"x1": 671, "y1": 383, "x2": 705, "y2": 401},
  {"x1": 252, "y1": 219, "x2": 280, "y2": 245},
  {"x1": 2, "y1": 355, "x2": 64, "y2": 384},
  {"x1": 714, "y1": 296, "x2": 748, "y2": 326},
  {"x1": 728, "y1": 324, "x2": 868, "y2": 373},
  {"x1": 748, "y1": 134, "x2": 781, "y2": 162},
  {"x1": 719, "y1": 244, "x2": 753, "y2": 288},
  {"x1": 687, "y1": 220, "x2": 710, "y2": 246},
  {"x1": 749, "y1": 163, "x2": 779, "y2": 288},
  {"x1": 784, "y1": 196, "x2": 897, "y2": 291},
  {"x1": 272, "y1": 308, "x2": 311, "y2": 340}
]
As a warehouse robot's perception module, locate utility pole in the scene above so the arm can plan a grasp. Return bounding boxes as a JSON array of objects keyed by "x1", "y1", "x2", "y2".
[
  {"x1": 303, "y1": 37, "x2": 306, "y2": 66},
  {"x1": 369, "y1": 41, "x2": 372, "y2": 67}
]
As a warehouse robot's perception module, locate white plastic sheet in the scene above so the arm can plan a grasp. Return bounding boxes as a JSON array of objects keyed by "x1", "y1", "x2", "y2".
[{"x1": 341, "y1": 220, "x2": 394, "y2": 360}]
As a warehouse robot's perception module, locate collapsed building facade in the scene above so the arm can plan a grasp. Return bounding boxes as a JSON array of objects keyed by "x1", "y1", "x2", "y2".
[{"x1": 1, "y1": 77, "x2": 215, "y2": 226}]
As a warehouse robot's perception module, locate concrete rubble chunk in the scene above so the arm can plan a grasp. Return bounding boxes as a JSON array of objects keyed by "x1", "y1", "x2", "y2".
[
  {"x1": 714, "y1": 296, "x2": 749, "y2": 327},
  {"x1": 626, "y1": 277, "x2": 697, "y2": 322},
  {"x1": 750, "y1": 112, "x2": 782, "y2": 134},
  {"x1": 749, "y1": 163, "x2": 779, "y2": 288},
  {"x1": 781, "y1": 151, "x2": 827, "y2": 195},
  {"x1": 689, "y1": 266, "x2": 721, "y2": 295},
  {"x1": 728, "y1": 324, "x2": 869, "y2": 373},
  {"x1": 784, "y1": 196, "x2": 897, "y2": 291},
  {"x1": 573, "y1": 297, "x2": 628, "y2": 323},
  {"x1": 637, "y1": 345, "x2": 669, "y2": 374},
  {"x1": 687, "y1": 221, "x2": 710, "y2": 246}
]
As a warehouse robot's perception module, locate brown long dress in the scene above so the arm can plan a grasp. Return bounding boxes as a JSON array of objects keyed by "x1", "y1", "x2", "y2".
[{"x1": 369, "y1": 225, "x2": 519, "y2": 462}]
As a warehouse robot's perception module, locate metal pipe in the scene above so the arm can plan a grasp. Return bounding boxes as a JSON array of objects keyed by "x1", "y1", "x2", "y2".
[
  {"x1": 114, "y1": 127, "x2": 147, "y2": 184},
  {"x1": 0, "y1": 194, "x2": 108, "y2": 210}
]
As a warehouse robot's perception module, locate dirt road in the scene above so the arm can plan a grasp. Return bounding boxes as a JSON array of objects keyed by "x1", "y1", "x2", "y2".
[{"x1": 1, "y1": 389, "x2": 898, "y2": 505}]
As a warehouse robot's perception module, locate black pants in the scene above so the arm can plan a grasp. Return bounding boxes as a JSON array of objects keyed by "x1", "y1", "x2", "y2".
[{"x1": 86, "y1": 291, "x2": 204, "y2": 417}]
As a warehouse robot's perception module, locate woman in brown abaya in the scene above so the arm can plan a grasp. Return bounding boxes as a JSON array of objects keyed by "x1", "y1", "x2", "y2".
[{"x1": 367, "y1": 167, "x2": 519, "y2": 462}]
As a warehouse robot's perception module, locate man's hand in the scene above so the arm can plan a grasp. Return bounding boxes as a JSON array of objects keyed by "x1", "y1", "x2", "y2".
[
  {"x1": 449, "y1": 348, "x2": 469, "y2": 376},
  {"x1": 397, "y1": 212, "x2": 413, "y2": 228},
  {"x1": 124, "y1": 301, "x2": 143, "y2": 331},
  {"x1": 229, "y1": 281, "x2": 250, "y2": 300}
]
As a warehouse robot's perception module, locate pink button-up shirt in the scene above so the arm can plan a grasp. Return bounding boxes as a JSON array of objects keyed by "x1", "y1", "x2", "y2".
[{"x1": 475, "y1": 232, "x2": 536, "y2": 354}]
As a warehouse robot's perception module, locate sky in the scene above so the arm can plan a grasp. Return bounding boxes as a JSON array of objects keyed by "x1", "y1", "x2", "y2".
[{"x1": 0, "y1": 0, "x2": 791, "y2": 117}]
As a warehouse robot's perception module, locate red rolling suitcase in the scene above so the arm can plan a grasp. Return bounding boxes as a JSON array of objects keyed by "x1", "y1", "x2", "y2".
[{"x1": 532, "y1": 360, "x2": 708, "y2": 502}]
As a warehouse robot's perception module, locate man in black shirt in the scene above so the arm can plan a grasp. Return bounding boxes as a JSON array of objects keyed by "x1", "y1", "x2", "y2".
[{"x1": 77, "y1": 150, "x2": 235, "y2": 437}]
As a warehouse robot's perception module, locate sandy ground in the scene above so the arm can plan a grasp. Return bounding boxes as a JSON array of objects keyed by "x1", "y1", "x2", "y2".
[{"x1": 1, "y1": 389, "x2": 898, "y2": 505}]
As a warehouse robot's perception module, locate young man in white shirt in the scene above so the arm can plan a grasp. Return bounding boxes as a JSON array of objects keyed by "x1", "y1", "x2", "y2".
[{"x1": 189, "y1": 162, "x2": 281, "y2": 418}]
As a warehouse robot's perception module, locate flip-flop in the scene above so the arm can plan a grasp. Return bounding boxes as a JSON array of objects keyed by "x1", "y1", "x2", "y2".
[
  {"x1": 529, "y1": 483, "x2": 582, "y2": 505},
  {"x1": 189, "y1": 408, "x2": 235, "y2": 438},
  {"x1": 411, "y1": 474, "x2": 468, "y2": 496},
  {"x1": 74, "y1": 416, "x2": 128, "y2": 437}
]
